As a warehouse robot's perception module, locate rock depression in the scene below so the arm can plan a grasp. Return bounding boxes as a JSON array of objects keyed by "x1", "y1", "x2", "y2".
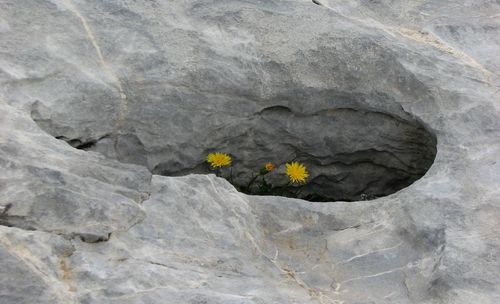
[{"x1": 37, "y1": 105, "x2": 437, "y2": 201}]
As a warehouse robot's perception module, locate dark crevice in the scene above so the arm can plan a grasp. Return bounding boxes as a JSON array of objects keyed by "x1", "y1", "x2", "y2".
[
  {"x1": 146, "y1": 260, "x2": 175, "y2": 269},
  {"x1": 74, "y1": 140, "x2": 97, "y2": 150},
  {"x1": 77, "y1": 232, "x2": 112, "y2": 243},
  {"x1": 55, "y1": 134, "x2": 111, "y2": 150},
  {"x1": 0, "y1": 203, "x2": 12, "y2": 216},
  {"x1": 312, "y1": 0, "x2": 323, "y2": 6},
  {"x1": 254, "y1": 105, "x2": 293, "y2": 116},
  {"x1": 331, "y1": 223, "x2": 362, "y2": 231},
  {"x1": 0, "y1": 217, "x2": 38, "y2": 231},
  {"x1": 0, "y1": 205, "x2": 38, "y2": 231}
]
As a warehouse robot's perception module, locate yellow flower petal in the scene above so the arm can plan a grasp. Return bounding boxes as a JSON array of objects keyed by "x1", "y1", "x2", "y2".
[
  {"x1": 285, "y1": 162, "x2": 309, "y2": 183},
  {"x1": 207, "y1": 152, "x2": 232, "y2": 168}
]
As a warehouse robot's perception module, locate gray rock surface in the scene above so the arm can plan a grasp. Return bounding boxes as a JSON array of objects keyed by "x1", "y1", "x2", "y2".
[
  {"x1": 0, "y1": 103, "x2": 151, "y2": 241},
  {"x1": 1, "y1": 0, "x2": 499, "y2": 303}
]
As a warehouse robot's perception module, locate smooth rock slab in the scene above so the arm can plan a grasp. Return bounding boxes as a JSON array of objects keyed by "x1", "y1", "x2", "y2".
[
  {"x1": 0, "y1": 175, "x2": 448, "y2": 303},
  {"x1": 1, "y1": 173, "x2": 496, "y2": 303}
]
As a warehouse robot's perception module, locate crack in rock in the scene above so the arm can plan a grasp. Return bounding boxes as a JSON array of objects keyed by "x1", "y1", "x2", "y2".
[{"x1": 61, "y1": 0, "x2": 128, "y2": 140}]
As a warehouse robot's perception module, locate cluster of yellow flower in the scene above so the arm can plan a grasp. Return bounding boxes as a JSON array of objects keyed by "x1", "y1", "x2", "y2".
[{"x1": 206, "y1": 152, "x2": 308, "y2": 184}]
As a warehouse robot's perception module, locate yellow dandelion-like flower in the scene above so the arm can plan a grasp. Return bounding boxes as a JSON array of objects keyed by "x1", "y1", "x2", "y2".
[
  {"x1": 207, "y1": 152, "x2": 231, "y2": 169},
  {"x1": 285, "y1": 162, "x2": 309, "y2": 183},
  {"x1": 264, "y1": 162, "x2": 275, "y2": 172}
]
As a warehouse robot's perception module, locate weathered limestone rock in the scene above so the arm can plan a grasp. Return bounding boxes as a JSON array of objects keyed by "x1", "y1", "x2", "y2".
[
  {"x1": 0, "y1": 226, "x2": 76, "y2": 303},
  {"x1": 0, "y1": 0, "x2": 499, "y2": 303},
  {"x1": 0, "y1": 103, "x2": 151, "y2": 241}
]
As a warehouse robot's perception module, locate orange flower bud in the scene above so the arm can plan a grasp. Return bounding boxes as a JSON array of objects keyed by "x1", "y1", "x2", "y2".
[{"x1": 265, "y1": 162, "x2": 275, "y2": 172}]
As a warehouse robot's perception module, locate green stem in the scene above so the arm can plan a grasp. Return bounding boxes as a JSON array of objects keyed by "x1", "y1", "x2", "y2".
[
  {"x1": 246, "y1": 174, "x2": 259, "y2": 191},
  {"x1": 258, "y1": 176, "x2": 269, "y2": 195},
  {"x1": 295, "y1": 188, "x2": 303, "y2": 198}
]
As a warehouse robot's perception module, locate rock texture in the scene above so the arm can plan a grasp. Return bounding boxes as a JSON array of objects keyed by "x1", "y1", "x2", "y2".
[
  {"x1": 1, "y1": 0, "x2": 499, "y2": 303},
  {"x1": 2, "y1": 0, "x2": 440, "y2": 201}
]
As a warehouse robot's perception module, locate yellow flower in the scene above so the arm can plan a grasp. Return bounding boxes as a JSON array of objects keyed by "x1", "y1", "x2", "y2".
[
  {"x1": 264, "y1": 162, "x2": 275, "y2": 172},
  {"x1": 285, "y1": 162, "x2": 309, "y2": 183},
  {"x1": 207, "y1": 152, "x2": 231, "y2": 169}
]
